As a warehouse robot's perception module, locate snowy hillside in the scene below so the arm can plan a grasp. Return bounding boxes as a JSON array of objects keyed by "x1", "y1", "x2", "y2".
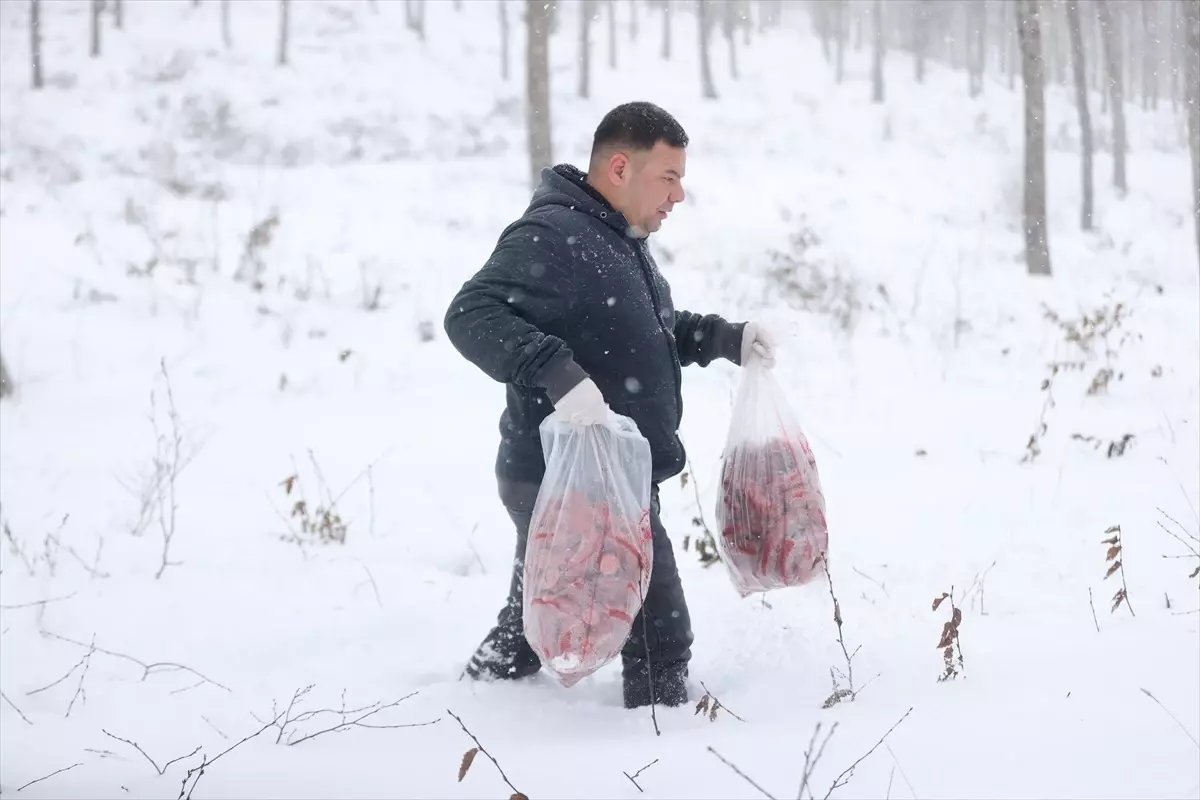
[{"x1": 1, "y1": 1, "x2": 1197, "y2": 798}]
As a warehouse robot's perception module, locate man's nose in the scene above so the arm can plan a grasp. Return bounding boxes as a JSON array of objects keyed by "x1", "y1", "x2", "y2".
[{"x1": 671, "y1": 183, "x2": 685, "y2": 204}]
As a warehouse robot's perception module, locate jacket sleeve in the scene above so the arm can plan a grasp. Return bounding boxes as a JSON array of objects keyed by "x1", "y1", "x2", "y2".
[
  {"x1": 443, "y1": 220, "x2": 589, "y2": 403},
  {"x1": 673, "y1": 311, "x2": 746, "y2": 368}
]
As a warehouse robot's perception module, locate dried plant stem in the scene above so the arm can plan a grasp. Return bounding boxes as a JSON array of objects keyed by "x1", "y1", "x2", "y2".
[
  {"x1": 65, "y1": 634, "x2": 96, "y2": 717},
  {"x1": 153, "y1": 357, "x2": 185, "y2": 579},
  {"x1": 177, "y1": 712, "x2": 286, "y2": 800},
  {"x1": 707, "y1": 746, "x2": 778, "y2": 800},
  {"x1": 699, "y1": 680, "x2": 747, "y2": 722},
  {"x1": 102, "y1": 730, "x2": 200, "y2": 775},
  {"x1": 1088, "y1": 587, "x2": 1100, "y2": 632},
  {"x1": 2, "y1": 690, "x2": 33, "y2": 725},
  {"x1": 821, "y1": 552, "x2": 857, "y2": 702},
  {"x1": 797, "y1": 720, "x2": 838, "y2": 799},
  {"x1": 823, "y1": 707, "x2": 914, "y2": 799},
  {"x1": 17, "y1": 762, "x2": 81, "y2": 792},
  {"x1": 1140, "y1": 688, "x2": 1200, "y2": 750},
  {"x1": 623, "y1": 758, "x2": 659, "y2": 792},
  {"x1": 446, "y1": 708, "x2": 526, "y2": 797},
  {"x1": 40, "y1": 630, "x2": 231, "y2": 692}
]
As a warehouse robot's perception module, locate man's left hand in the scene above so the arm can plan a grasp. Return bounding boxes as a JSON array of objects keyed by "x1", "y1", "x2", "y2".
[{"x1": 741, "y1": 322, "x2": 777, "y2": 369}]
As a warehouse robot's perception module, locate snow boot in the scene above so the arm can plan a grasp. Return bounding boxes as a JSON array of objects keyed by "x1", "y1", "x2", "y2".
[
  {"x1": 463, "y1": 618, "x2": 542, "y2": 681},
  {"x1": 622, "y1": 657, "x2": 689, "y2": 709}
]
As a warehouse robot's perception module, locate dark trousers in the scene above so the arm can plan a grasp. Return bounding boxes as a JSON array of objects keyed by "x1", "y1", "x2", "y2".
[{"x1": 493, "y1": 478, "x2": 694, "y2": 673}]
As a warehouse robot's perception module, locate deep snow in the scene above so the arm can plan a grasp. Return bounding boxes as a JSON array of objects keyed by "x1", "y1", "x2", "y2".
[{"x1": 1, "y1": 1, "x2": 1198, "y2": 798}]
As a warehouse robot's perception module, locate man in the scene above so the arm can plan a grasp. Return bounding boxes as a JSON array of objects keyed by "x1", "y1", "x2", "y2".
[{"x1": 443, "y1": 101, "x2": 776, "y2": 709}]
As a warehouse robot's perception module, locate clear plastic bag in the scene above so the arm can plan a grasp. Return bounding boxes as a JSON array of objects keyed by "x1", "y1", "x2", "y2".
[
  {"x1": 522, "y1": 412, "x2": 654, "y2": 687},
  {"x1": 715, "y1": 358, "x2": 829, "y2": 596}
]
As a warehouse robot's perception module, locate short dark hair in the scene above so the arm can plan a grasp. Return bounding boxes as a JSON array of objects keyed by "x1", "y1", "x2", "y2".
[{"x1": 590, "y1": 102, "x2": 688, "y2": 160}]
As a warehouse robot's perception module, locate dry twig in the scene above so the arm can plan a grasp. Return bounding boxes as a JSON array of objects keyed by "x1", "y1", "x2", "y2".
[
  {"x1": 17, "y1": 762, "x2": 81, "y2": 792},
  {"x1": 796, "y1": 721, "x2": 838, "y2": 799},
  {"x1": 707, "y1": 746, "x2": 777, "y2": 799},
  {"x1": 823, "y1": 707, "x2": 914, "y2": 799},
  {"x1": 2, "y1": 690, "x2": 33, "y2": 725},
  {"x1": 102, "y1": 730, "x2": 200, "y2": 775},
  {"x1": 447, "y1": 708, "x2": 527, "y2": 798},
  {"x1": 177, "y1": 712, "x2": 286, "y2": 800},
  {"x1": 1140, "y1": 688, "x2": 1200, "y2": 750},
  {"x1": 40, "y1": 630, "x2": 231, "y2": 692},
  {"x1": 623, "y1": 758, "x2": 659, "y2": 793}
]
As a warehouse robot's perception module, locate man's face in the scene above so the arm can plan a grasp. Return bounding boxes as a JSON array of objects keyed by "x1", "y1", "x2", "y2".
[{"x1": 616, "y1": 142, "x2": 686, "y2": 237}]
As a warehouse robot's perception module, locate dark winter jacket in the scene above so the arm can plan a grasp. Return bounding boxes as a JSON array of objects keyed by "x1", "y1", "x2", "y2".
[{"x1": 443, "y1": 164, "x2": 747, "y2": 486}]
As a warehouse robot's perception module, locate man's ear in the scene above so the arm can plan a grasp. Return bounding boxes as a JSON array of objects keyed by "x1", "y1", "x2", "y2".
[{"x1": 609, "y1": 152, "x2": 630, "y2": 184}]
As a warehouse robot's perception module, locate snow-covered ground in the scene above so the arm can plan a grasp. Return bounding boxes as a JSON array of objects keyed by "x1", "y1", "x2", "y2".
[{"x1": 1, "y1": 1, "x2": 1197, "y2": 798}]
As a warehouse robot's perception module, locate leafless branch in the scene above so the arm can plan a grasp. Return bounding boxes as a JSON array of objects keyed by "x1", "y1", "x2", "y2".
[
  {"x1": 1088, "y1": 587, "x2": 1100, "y2": 632},
  {"x1": 1, "y1": 591, "x2": 78, "y2": 610},
  {"x1": 707, "y1": 746, "x2": 777, "y2": 799},
  {"x1": 623, "y1": 758, "x2": 659, "y2": 792},
  {"x1": 2, "y1": 520, "x2": 35, "y2": 576},
  {"x1": 103, "y1": 729, "x2": 201, "y2": 775},
  {"x1": 2, "y1": 690, "x2": 33, "y2": 724},
  {"x1": 796, "y1": 720, "x2": 838, "y2": 799},
  {"x1": 357, "y1": 560, "x2": 383, "y2": 608},
  {"x1": 447, "y1": 708, "x2": 526, "y2": 797},
  {"x1": 40, "y1": 630, "x2": 231, "y2": 692},
  {"x1": 27, "y1": 639, "x2": 94, "y2": 699},
  {"x1": 1158, "y1": 507, "x2": 1200, "y2": 543},
  {"x1": 819, "y1": 551, "x2": 857, "y2": 705},
  {"x1": 1156, "y1": 520, "x2": 1200, "y2": 558},
  {"x1": 286, "y1": 691, "x2": 437, "y2": 746},
  {"x1": 153, "y1": 357, "x2": 187, "y2": 580},
  {"x1": 883, "y1": 743, "x2": 917, "y2": 799},
  {"x1": 851, "y1": 566, "x2": 890, "y2": 598},
  {"x1": 1140, "y1": 688, "x2": 1200, "y2": 749},
  {"x1": 177, "y1": 711, "x2": 286, "y2": 800},
  {"x1": 17, "y1": 762, "x2": 81, "y2": 792},
  {"x1": 201, "y1": 715, "x2": 229, "y2": 740},
  {"x1": 823, "y1": 707, "x2": 914, "y2": 799},
  {"x1": 65, "y1": 634, "x2": 96, "y2": 717}
]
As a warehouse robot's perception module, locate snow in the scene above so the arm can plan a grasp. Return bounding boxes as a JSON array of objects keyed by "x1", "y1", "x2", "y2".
[{"x1": 1, "y1": 1, "x2": 1198, "y2": 798}]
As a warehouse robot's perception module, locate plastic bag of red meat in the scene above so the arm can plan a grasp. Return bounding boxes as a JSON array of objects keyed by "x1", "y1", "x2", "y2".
[
  {"x1": 522, "y1": 411, "x2": 654, "y2": 688},
  {"x1": 714, "y1": 356, "x2": 829, "y2": 596}
]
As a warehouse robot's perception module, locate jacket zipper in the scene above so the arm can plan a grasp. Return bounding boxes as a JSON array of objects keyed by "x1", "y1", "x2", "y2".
[{"x1": 633, "y1": 241, "x2": 684, "y2": 428}]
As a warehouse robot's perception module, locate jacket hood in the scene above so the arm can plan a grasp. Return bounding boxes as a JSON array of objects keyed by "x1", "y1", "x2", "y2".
[{"x1": 528, "y1": 164, "x2": 636, "y2": 237}]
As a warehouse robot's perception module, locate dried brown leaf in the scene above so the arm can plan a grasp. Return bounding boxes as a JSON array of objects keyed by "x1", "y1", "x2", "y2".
[
  {"x1": 680, "y1": 471, "x2": 689, "y2": 489},
  {"x1": 1111, "y1": 588, "x2": 1126, "y2": 612},
  {"x1": 1189, "y1": 565, "x2": 1200, "y2": 580},
  {"x1": 281, "y1": 475, "x2": 297, "y2": 495},
  {"x1": 1105, "y1": 545, "x2": 1122, "y2": 561},
  {"x1": 1104, "y1": 560, "x2": 1121, "y2": 579},
  {"x1": 1104, "y1": 525, "x2": 1120, "y2": 535},
  {"x1": 1100, "y1": 536, "x2": 1119, "y2": 546},
  {"x1": 511, "y1": 794, "x2": 529, "y2": 800},
  {"x1": 458, "y1": 748, "x2": 479, "y2": 782},
  {"x1": 936, "y1": 621, "x2": 955, "y2": 650},
  {"x1": 695, "y1": 695, "x2": 710, "y2": 716},
  {"x1": 932, "y1": 593, "x2": 949, "y2": 612},
  {"x1": 709, "y1": 700, "x2": 721, "y2": 722},
  {"x1": 951, "y1": 607, "x2": 962, "y2": 627},
  {"x1": 833, "y1": 599, "x2": 843, "y2": 626}
]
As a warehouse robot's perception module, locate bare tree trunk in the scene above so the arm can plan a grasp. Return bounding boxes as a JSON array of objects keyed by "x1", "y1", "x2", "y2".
[
  {"x1": 90, "y1": 0, "x2": 102, "y2": 58},
  {"x1": 113, "y1": 0, "x2": 123, "y2": 30},
  {"x1": 1017, "y1": 0, "x2": 1052, "y2": 276},
  {"x1": 278, "y1": 0, "x2": 290, "y2": 66},
  {"x1": 854, "y1": 0, "x2": 863, "y2": 50},
  {"x1": 499, "y1": 0, "x2": 510, "y2": 81},
  {"x1": 1142, "y1": 0, "x2": 1157, "y2": 110},
  {"x1": 914, "y1": 0, "x2": 930, "y2": 83},
  {"x1": 221, "y1": 0, "x2": 232, "y2": 48},
  {"x1": 30, "y1": 0, "x2": 43, "y2": 90},
  {"x1": 872, "y1": 0, "x2": 884, "y2": 102},
  {"x1": 631, "y1": 0, "x2": 638, "y2": 41},
  {"x1": 1171, "y1": 0, "x2": 1180, "y2": 112},
  {"x1": 608, "y1": 0, "x2": 617, "y2": 68},
  {"x1": 834, "y1": 0, "x2": 846, "y2": 83},
  {"x1": 0, "y1": 349, "x2": 12, "y2": 400},
  {"x1": 661, "y1": 0, "x2": 671, "y2": 59},
  {"x1": 1066, "y1": 0, "x2": 1093, "y2": 230},
  {"x1": 1185, "y1": 0, "x2": 1200, "y2": 267},
  {"x1": 743, "y1": 0, "x2": 752, "y2": 45},
  {"x1": 698, "y1": 0, "x2": 718, "y2": 98},
  {"x1": 968, "y1": 0, "x2": 985, "y2": 97},
  {"x1": 579, "y1": 0, "x2": 592, "y2": 97},
  {"x1": 526, "y1": 0, "x2": 553, "y2": 189},
  {"x1": 1096, "y1": 0, "x2": 1127, "y2": 194},
  {"x1": 816, "y1": 0, "x2": 831, "y2": 63},
  {"x1": 725, "y1": 0, "x2": 740, "y2": 80}
]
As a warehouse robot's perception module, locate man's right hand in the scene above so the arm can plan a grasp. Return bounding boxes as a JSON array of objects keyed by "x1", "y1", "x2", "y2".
[{"x1": 554, "y1": 378, "x2": 611, "y2": 425}]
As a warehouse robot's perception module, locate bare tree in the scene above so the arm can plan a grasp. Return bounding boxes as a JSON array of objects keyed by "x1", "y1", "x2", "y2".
[
  {"x1": 914, "y1": 0, "x2": 932, "y2": 83},
  {"x1": 1142, "y1": 0, "x2": 1157, "y2": 110},
  {"x1": 834, "y1": 0, "x2": 846, "y2": 83},
  {"x1": 1185, "y1": 0, "x2": 1200, "y2": 266},
  {"x1": 630, "y1": 0, "x2": 638, "y2": 41},
  {"x1": 816, "y1": 0, "x2": 831, "y2": 62},
  {"x1": 1171, "y1": 0, "x2": 1180, "y2": 112},
  {"x1": 662, "y1": 0, "x2": 672, "y2": 60},
  {"x1": 871, "y1": 0, "x2": 884, "y2": 102},
  {"x1": 90, "y1": 0, "x2": 102, "y2": 58},
  {"x1": 0, "y1": 349, "x2": 12, "y2": 400},
  {"x1": 579, "y1": 0, "x2": 592, "y2": 97},
  {"x1": 1017, "y1": 0, "x2": 1052, "y2": 276},
  {"x1": 30, "y1": 0, "x2": 42, "y2": 90},
  {"x1": 1095, "y1": 0, "x2": 1127, "y2": 194},
  {"x1": 278, "y1": 0, "x2": 290, "y2": 66},
  {"x1": 406, "y1": 0, "x2": 426, "y2": 41},
  {"x1": 526, "y1": 0, "x2": 553, "y2": 190},
  {"x1": 608, "y1": 0, "x2": 617, "y2": 69},
  {"x1": 698, "y1": 0, "x2": 718, "y2": 98},
  {"x1": 221, "y1": 0, "x2": 232, "y2": 48},
  {"x1": 1066, "y1": 0, "x2": 1093, "y2": 230},
  {"x1": 499, "y1": 0, "x2": 510, "y2": 81},
  {"x1": 724, "y1": 0, "x2": 740, "y2": 80},
  {"x1": 968, "y1": 0, "x2": 985, "y2": 97},
  {"x1": 113, "y1": 0, "x2": 123, "y2": 30}
]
